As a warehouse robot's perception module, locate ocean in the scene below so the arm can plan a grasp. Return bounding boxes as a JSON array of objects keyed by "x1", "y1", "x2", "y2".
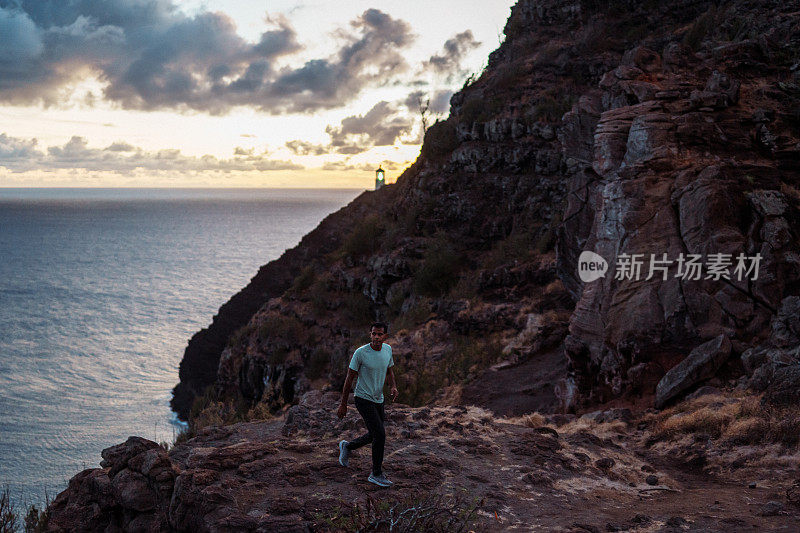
[{"x1": 0, "y1": 187, "x2": 361, "y2": 510}]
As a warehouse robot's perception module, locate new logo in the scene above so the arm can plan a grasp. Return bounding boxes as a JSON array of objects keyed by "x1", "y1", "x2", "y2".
[{"x1": 578, "y1": 251, "x2": 608, "y2": 283}]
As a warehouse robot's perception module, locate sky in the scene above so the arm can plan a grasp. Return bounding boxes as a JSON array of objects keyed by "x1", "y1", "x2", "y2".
[{"x1": 0, "y1": 0, "x2": 517, "y2": 188}]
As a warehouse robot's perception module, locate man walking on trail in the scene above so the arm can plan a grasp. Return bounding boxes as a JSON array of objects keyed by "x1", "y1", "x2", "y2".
[{"x1": 336, "y1": 322, "x2": 398, "y2": 487}]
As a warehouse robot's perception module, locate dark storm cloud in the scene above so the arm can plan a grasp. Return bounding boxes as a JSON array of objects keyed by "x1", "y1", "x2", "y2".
[
  {"x1": 422, "y1": 30, "x2": 481, "y2": 81},
  {"x1": 0, "y1": 133, "x2": 303, "y2": 174},
  {"x1": 266, "y1": 8, "x2": 414, "y2": 113},
  {"x1": 325, "y1": 101, "x2": 413, "y2": 154},
  {"x1": 0, "y1": 2, "x2": 413, "y2": 113}
]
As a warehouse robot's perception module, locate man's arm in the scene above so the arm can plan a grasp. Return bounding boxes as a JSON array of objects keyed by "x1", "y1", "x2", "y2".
[
  {"x1": 386, "y1": 367, "x2": 398, "y2": 402},
  {"x1": 337, "y1": 368, "x2": 358, "y2": 419}
]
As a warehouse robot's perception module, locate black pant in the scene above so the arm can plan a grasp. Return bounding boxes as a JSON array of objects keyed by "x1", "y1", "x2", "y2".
[{"x1": 346, "y1": 396, "x2": 386, "y2": 476}]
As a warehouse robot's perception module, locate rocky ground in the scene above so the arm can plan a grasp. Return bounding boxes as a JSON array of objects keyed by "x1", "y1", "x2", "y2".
[{"x1": 46, "y1": 389, "x2": 800, "y2": 532}]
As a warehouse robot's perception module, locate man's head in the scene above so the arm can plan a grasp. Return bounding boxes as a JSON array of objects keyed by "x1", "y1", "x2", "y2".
[{"x1": 370, "y1": 322, "x2": 388, "y2": 345}]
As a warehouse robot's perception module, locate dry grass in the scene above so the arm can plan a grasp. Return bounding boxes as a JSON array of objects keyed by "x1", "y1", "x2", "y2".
[
  {"x1": 520, "y1": 412, "x2": 546, "y2": 428},
  {"x1": 560, "y1": 418, "x2": 629, "y2": 439},
  {"x1": 246, "y1": 401, "x2": 276, "y2": 422},
  {"x1": 501, "y1": 412, "x2": 549, "y2": 429},
  {"x1": 647, "y1": 392, "x2": 800, "y2": 448}
]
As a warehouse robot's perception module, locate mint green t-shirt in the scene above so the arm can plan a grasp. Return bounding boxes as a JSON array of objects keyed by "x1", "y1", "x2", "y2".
[{"x1": 349, "y1": 343, "x2": 394, "y2": 403}]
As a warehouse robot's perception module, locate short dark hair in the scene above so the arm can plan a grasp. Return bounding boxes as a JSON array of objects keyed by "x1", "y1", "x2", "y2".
[{"x1": 370, "y1": 322, "x2": 388, "y2": 333}]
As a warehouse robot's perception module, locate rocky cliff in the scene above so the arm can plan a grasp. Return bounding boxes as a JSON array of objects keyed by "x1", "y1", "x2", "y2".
[{"x1": 172, "y1": 0, "x2": 800, "y2": 420}]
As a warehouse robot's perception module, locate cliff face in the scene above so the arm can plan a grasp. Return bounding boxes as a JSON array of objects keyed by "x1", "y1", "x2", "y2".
[{"x1": 172, "y1": 0, "x2": 800, "y2": 420}]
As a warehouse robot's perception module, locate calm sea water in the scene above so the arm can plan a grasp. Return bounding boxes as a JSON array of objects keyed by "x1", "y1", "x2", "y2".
[{"x1": 0, "y1": 188, "x2": 361, "y2": 510}]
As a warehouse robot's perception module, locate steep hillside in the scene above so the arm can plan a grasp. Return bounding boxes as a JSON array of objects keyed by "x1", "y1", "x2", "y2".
[{"x1": 172, "y1": 0, "x2": 800, "y2": 425}]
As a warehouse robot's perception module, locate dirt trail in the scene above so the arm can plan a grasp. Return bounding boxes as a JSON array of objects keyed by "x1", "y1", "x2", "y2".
[{"x1": 166, "y1": 391, "x2": 800, "y2": 531}]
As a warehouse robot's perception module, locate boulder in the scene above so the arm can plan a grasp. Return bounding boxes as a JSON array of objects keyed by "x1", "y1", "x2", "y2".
[
  {"x1": 762, "y1": 366, "x2": 800, "y2": 407},
  {"x1": 655, "y1": 335, "x2": 731, "y2": 408},
  {"x1": 771, "y1": 296, "x2": 800, "y2": 348}
]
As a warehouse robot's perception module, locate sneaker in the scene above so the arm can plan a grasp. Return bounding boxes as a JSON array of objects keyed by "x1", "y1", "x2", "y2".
[
  {"x1": 338, "y1": 440, "x2": 350, "y2": 467},
  {"x1": 368, "y1": 472, "x2": 393, "y2": 487}
]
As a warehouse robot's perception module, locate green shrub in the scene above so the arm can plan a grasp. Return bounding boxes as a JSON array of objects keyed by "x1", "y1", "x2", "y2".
[
  {"x1": 413, "y1": 240, "x2": 461, "y2": 297},
  {"x1": 342, "y1": 291, "x2": 373, "y2": 324},
  {"x1": 535, "y1": 211, "x2": 562, "y2": 254},
  {"x1": 341, "y1": 215, "x2": 385, "y2": 258},
  {"x1": 0, "y1": 486, "x2": 52, "y2": 533},
  {"x1": 444, "y1": 336, "x2": 504, "y2": 384},
  {"x1": 530, "y1": 93, "x2": 575, "y2": 123},
  {"x1": 576, "y1": 19, "x2": 615, "y2": 53},
  {"x1": 459, "y1": 96, "x2": 505, "y2": 125},
  {"x1": 290, "y1": 265, "x2": 315, "y2": 293},
  {"x1": 393, "y1": 298, "x2": 432, "y2": 331},
  {"x1": 459, "y1": 96, "x2": 484, "y2": 125},
  {"x1": 396, "y1": 360, "x2": 446, "y2": 407},
  {"x1": 449, "y1": 274, "x2": 479, "y2": 299},
  {"x1": 25, "y1": 502, "x2": 48, "y2": 533},
  {"x1": 482, "y1": 230, "x2": 537, "y2": 269},
  {"x1": 503, "y1": 13, "x2": 526, "y2": 41},
  {"x1": 492, "y1": 64, "x2": 529, "y2": 92},
  {"x1": 398, "y1": 335, "x2": 504, "y2": 407},
  {"x1": 305, "y1": 347, "x2": 329, "y2": 380},
  {"x1": 307, "y1": 278, "x2": 330, "y2": 314},
  {"x1": 421, "y1": 120, "x2": 459, "y2": 160},
  {"x1": 1, "y1": 486, "x2": 18, "y2": 533},
  {"x1": 683, "y1": 6, "x2": 717, "y2": 51},
  {"x1": 579, "y1": 0, "x2": 637, "y2": 15},
  {"x1": 257, "y1": 314, "x2": 305, "y2": 344},
  {"x1": 227, "y1": 323, "x2": 256, "y2": 349}
]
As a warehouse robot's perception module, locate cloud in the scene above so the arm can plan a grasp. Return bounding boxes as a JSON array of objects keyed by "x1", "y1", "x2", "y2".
[
  {"x1": 429, "y1": 90, "x2": 453, "y2": 114},
  {"x1": 0, "y1": 133, "x2": 302, "y2": 174},
  {"x1": 320, "y1": 158, "x2": 411, "y2": 172},
  {"x1": 0, "y1": 3, "x2": 414, "y2": 114},
  {"x1": 321, "y1": 161, "x2": 372, "y2": 172},
  {"x1": 285, "y1": 140, "x2": 328, "y2": 156},
  {"x1": 0, "y1": 133, "x2": 44, "y2": 161},
  {"x1": 325, "y1": 101, "x2": 414, "y2": 154},
  {"x1": 421, "y1": 30, "x2": 481, "y2": 81},
  {"x1": 403, "y1": 89, "x2": 453, "y2": 115},
  {"x1": 105, "y1": 141, "x2": 136, "y2": 152},
  {"x1": 266, "y1": 9, "x2": 414, "y2": 113}
]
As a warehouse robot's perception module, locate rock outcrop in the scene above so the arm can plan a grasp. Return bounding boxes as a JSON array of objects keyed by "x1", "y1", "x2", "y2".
[{"x1": 655, "y1": 334, "x2": 731, "y2": 408}]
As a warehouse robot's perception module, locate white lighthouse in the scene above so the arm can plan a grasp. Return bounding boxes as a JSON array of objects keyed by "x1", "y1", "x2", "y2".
[{"x1": 375, "y1": 166, "x2": 385, "y2": 190}]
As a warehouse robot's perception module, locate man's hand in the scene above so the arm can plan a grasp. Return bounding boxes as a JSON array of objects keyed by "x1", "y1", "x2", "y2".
[
  {"x1": 390, "y1": 386, "x2": 398, "y2": 402},
  {"x1": 337, "y1": 403, "x2": 347, "y2": 419}
]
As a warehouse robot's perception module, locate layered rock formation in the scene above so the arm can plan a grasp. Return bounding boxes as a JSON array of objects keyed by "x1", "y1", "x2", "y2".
[{"x1": 171, "y1": 0, "x2": 800, "y2": 421}]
